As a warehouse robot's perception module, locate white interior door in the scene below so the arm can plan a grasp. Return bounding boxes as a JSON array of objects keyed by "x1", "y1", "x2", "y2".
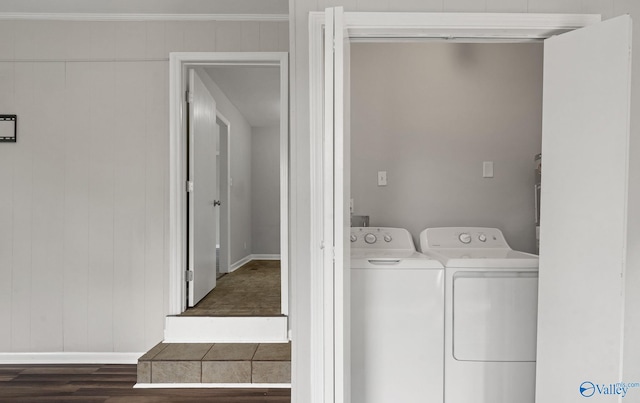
[
  {"x1": 188, "y1": 68, "x2": 219, "y2": 307},
  {"x1": 324, "y1": 7, "x2": 351, "y2": 403},
  {"x1": 536, "y1": 15, "x2": 632, "y2": 401}
]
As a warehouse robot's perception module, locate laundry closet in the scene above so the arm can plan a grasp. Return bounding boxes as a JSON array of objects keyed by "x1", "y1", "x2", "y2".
[
  {"x1": 350, "y1": 41, "x2": 543, "y2": 252},
  {"x1": 348, "y1": 40, "x2": 544, "y2": 403},
  {"x1": 320, "y1": 10, "x2": 634, "y2": 403}
]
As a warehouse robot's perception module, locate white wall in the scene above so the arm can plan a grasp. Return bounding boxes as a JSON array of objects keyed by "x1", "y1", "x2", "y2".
[
  {"x1": 350, "y1": 42, "x2": 542, "y2": 253},
  {"x1": 251, "y1": 125, "x2": 281, "y2": 255},
  {"x1": 198, "y1": 68, "x2": 254, "y2": 267},
  {"x1": 289, "y1": 1, "x2": 640, "y2": 402},
  {"x1": 0, "y1": 18, "x2": 287, "y2": 355}
]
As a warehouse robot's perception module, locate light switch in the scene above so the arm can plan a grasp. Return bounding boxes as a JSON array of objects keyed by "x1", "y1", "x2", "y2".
[
  {"x1": 378, "y1": 171, "x2": 387, "y2": 186},
  {"x1": 483, "y1": 161, "x2": 494, "y2": 178}
]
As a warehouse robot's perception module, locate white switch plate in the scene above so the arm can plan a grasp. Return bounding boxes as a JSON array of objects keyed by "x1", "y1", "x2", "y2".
[
  {"x1": 378, "y1": 171, "x2": 387, "y2": 186},
  {"x1": 483, "y1": 161, "x2": 494, "y2": 178}
]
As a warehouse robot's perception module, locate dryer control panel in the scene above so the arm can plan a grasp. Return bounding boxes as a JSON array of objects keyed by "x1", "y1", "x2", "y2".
[
  {"x1": 420, "y1": 227, "x2": 509, "y2": 249},
  {"x1": 350, "y1": 227, "x2": 415, "y2": 251}
]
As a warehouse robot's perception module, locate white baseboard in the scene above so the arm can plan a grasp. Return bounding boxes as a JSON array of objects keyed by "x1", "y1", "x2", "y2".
[
  {"x1": 227, "y1": 254, "x2": 281, "y2": 273},
  {"x1": 251, "y1": 254, "x2": 281, "y2": 260},
  {"x1": 164, "y1": 316, "x2": 288, "y2": 343},
  {"x1": 227, "y1": 255, "x2": 252, "y2": 273},
  {"x1": 0, "y1": 352, "x2": 143, "y2": 364},
  {"x1": 134, "y1": 382, "x2": 291, "y2": 389}
]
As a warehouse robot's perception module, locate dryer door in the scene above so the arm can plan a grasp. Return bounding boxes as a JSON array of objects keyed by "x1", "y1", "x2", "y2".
[{"x1": 452, "y1": 271, "x2": 538, "y2": 362}]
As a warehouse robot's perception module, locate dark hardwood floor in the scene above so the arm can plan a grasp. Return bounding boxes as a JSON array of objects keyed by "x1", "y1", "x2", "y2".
[{"x1": 0, "y1": 364, "x2": 291, "y2": 402}]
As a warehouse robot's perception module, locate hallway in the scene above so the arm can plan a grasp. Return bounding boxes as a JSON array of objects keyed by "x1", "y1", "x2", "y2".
[{"x1": 182, "y1": 260, "x2": 281, "y2": 317}]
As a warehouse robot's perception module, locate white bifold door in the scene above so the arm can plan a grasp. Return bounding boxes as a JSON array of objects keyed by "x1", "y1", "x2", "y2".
[
  {"x1": 324, "y1": 7, "x2": 352, "y2": 403},
  {"x1": 188, "y1": 69, "x2": 219, "y2": 307},
  {"x1": 536, "y1": 16, "x2": 632, "y2": 402},
  {"x1": 324, "y1": 9, "x2": 632, "y2": 403}
]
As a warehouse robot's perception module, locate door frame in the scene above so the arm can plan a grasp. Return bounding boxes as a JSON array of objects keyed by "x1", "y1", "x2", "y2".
[
  {"x1": 169, "y1": 52, "x2": 289, "y2": 315},
  {"x1": 216, "y1": 112, "x2": 231, "y2": 276},
  {"x1": 308, "y1": 10, "x2": 600, "y2": 403}
]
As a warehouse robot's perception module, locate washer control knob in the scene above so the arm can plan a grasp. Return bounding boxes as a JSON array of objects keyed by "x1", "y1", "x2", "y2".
[
  {"x1": 383, "y1": 234, "x2": 392, "y2": 243},
  {"x1": 478, "y1": 234, "x2": 487, "y2": 242},
  {"x1": 459, "y1": 233, "x2": 472, "y2": 244},
  {"x1": 364, "y1": 233, "x2": 377, "y2": 244},
  {"x1": 350, "y1": 234, "x2": 357, "y2": 243}
]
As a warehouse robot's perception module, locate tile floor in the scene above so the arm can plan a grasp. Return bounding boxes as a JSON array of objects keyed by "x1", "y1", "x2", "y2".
[
  {"x1": 182, "y1": 260, "x2": 281, "y2": 316},
  {"x1": 137, "y1": 342, "x2": 291, "y2": 385}
]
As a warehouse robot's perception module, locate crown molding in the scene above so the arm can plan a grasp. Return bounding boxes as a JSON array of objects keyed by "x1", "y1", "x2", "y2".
[{"x1": 0, "y1": 12, "x2": 288, "y2": 22}]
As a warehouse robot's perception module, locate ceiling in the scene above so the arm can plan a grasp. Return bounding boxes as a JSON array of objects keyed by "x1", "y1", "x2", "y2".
[
  {"x1": 205, "y1": 66, "x2": 280, "y2": 128},
  {"x1": 0, "y1": 0, "x2": 288, "y2": 15}
]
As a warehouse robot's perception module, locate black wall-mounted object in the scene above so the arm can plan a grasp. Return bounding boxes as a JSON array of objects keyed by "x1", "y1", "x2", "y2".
[{"x1": 0, "y1": 115, "x2": 17, "y2": 143}]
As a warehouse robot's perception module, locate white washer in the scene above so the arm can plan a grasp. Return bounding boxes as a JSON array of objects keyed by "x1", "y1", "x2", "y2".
[
  {"x1": 350, "y1": 227, "x2": 444, "y2": 403},
  {"x1": 419, "y1": 227, "x2": 539, "y2": 403}
]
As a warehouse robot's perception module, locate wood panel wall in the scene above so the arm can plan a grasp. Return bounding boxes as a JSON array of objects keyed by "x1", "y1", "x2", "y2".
[{"x1": 0, "y1": 19, "x2": 288, "y2": 354}]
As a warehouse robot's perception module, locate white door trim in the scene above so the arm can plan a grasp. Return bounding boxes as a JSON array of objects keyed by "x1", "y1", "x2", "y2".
[
  {"x1": 216, "y1": 111, "x2": 231, "y2": 275},
  {"x1": 309, "y1": 10, "x2": 600, "y2": 403},
  {"x1": 169, "y1": 52, "x2": 290, "y2": 315}
]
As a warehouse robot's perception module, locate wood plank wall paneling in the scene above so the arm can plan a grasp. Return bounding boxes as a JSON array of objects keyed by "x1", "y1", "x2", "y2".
[
  {"x1": 63, "y1": 62, "x2": 91, "y2": 352},
  {"x1": 113, "y1": 62, "x2": 147, "y2": 352},
  {"x1": 30, "y1": 62, "x2": 66, "y2": 352},
  {"x1": 0, "y1": 19, "x2": 288, "y2": 354},
  {"x1": 0, "y1": 62, "x2": 13, "y2": 350},
  {"x1": 87, "y1": 62, "x2": 116, "y2": 352},
  {"x1": 144, "y1": 62, "x2": 169, "y2": 350},
  {"x1": 11, "y1": 62, "x2": 35, "y2": 353}
]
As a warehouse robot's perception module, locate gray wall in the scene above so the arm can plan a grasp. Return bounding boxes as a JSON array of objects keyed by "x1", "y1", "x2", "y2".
[
  {"x1": 251, "y1": 125, "x2": 281, "y2": 255},
  {"x1": 350, "y1": 42, "x2": 543, "y2": 253},
  {"x1": 198, "y1": 68, "x2": 254, "y2": 267},
  {"x1": 289, "y1": 2, "x2": 640, "y2": 402},
  {"x1": 0, "y1": 18, "x2": 288, "y2": 354}
]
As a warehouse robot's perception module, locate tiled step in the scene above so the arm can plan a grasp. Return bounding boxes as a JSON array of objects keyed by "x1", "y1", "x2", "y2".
[{"x1": 136, "y1": 342, "x2": 291, "y2": 386}]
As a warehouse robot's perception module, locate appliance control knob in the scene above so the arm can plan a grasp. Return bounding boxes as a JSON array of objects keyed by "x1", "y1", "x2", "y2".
[
  {"x1": 383, "y1": 235, "x2": 392, "y2": 242},
  {"x1": 350, "y1": 234, "x2": 357, "y2": 243},
  {"x1": 478, "y1": 234, "x2": 487, "y2": 242},
  {"x1": 364, "y1": 233, "x2": 377, "y2": 244},
  {"x1": 459, "y1": 233, "x2": 472, "y2": 244}
]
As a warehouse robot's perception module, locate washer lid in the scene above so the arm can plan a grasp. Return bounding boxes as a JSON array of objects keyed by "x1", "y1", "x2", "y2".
[{"x1": 424, "y1": 248, "x2": 538, "y2": 268}]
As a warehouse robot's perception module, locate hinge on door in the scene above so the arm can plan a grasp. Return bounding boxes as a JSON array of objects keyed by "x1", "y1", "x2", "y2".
[
  {"x1": 186, "y1": 90, "x2": 193, "y2": 104},
  {"x1": 185, "y1": 270, "x2": 194, "y2": 281},
  {"x1": 186, "y1": 181, "x2": 194, "y2": 192}
]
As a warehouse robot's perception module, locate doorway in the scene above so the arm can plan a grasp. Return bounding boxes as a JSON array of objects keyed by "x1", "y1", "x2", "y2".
[{"x1": 169, "y1": 52, "x2": 289, "y2": 342}]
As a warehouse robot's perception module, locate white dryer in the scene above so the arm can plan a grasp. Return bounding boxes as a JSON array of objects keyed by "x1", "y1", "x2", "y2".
[
  {"x1": 350, "y1": 227, "x2": 444, "y2": 403},
  {"x1": 419, "y1": 227, "x2": 539, "y2": 403}
]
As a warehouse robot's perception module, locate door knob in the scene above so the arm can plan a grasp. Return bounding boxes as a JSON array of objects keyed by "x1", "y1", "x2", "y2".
[{"x1": 213, "y1": 200, "x2": 221, "y2": 206}]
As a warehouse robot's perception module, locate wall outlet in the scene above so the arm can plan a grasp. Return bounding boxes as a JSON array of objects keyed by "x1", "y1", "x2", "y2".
[{"x1": 378, "y1": 171, "x2": 387, "y2": 186}]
